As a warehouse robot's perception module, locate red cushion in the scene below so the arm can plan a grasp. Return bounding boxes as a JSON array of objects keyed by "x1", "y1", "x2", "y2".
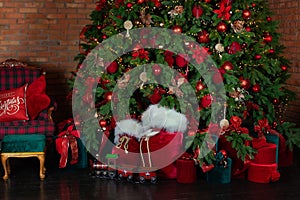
[
  {"x1": 0, "y1": 84, "x2": 29, "y2": 122},
  {"x1": 26, "y1": 75, "x2": 50, "y2": 120}
]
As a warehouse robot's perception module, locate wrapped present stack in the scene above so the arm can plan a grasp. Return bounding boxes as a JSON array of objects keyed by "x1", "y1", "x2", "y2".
[{"x1": 247, "y1": 119, "x2": 281, "y2": 183}]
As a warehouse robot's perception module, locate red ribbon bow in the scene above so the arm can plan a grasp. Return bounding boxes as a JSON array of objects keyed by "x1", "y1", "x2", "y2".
[
  {"x1": 56, "y1": 125, "x2": 80, "y2": 168},
  {"x1": 225, "y1": 116, "x2": 249, "y2": 134}
]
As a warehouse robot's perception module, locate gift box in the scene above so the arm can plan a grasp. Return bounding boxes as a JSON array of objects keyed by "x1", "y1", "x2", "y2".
[
  {"x1": 176, "y1": 159, "x2": 196, "y2": 184},
  {"x1": 218, "y1": 135, "x2": 248, "y2": 179},
  {"x1": 253, "y1": 144, "x2": 277, "y2": 164},
  {"x1": 252, "y1": 137, "x2": 277, "y2": 164},
  {"x1": 206, "y1": 157, "x2": 232, "y2": 184},
  {"x1": 55, "y1": 125, "x2": 88, "y2": 169},
  {"x1": 247, "y1": 162, "x2": 280, "y2": 183},
  {"x1": 265, "y1": 134, "x2": 279, "y2": 164}
]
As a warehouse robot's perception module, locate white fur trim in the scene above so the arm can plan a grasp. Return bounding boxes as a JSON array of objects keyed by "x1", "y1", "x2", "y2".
[
  {"x1": 114, "y1": 119, "x2": 143, "y2": 143},
  {"x1": 141, "y1": 104, "x2": 188, "y2": 134}
]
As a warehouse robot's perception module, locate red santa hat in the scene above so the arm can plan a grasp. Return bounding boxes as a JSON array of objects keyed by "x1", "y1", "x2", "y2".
[{"x1": 114, "y1": 118, "x2": 144, "y2": 143}]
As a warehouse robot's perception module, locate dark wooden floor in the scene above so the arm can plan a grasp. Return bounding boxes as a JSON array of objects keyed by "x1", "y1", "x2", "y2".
[{"x1": 0, "y1": 150, "x2": 299, "y2": 200}]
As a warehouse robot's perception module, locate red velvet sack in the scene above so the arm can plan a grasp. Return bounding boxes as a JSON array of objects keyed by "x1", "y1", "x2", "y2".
[
  {"x1": 218, "y1": 135, "x2": 250, "y2": 179},
  {"x1": 139, "y1": 130, "x2": 183, "y2": 179},
  {"x1": 112, "y1": 134, "x2": 141, "y2": 167},
  {"x1": 247, "y1": 162, "x2": 280, "y2": 183}
]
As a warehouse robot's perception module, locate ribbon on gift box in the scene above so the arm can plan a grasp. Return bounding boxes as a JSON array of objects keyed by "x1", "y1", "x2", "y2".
[
  {"x1": 56, "y1": 124, "x2": 80, "y2": 168},
  {"x1": 254, "y1": 119, "x2": 286, "y2": 155}
]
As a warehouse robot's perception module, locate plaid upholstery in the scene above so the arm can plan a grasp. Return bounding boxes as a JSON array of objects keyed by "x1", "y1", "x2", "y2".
[
  {"x1": 0, "y1": 66, "x2": 41, "y2": 90},
  {"x1": 0, "y1": 65, "x2": 55, "y2": 140},
  {"x1": 0, "y1": 120, "x2": 55, "y2": 140}
]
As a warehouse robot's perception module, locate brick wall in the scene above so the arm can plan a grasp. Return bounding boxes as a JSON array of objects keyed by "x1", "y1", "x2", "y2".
[
  {"x1": 0, "y1": 0, "x2": 97, "y2": 122},
  {"x1": 0, "y1": 0, "x2": 299, "y2": 125},
  {"x1": 268, "y1": 0, "x2": 300, "y2": 125}
]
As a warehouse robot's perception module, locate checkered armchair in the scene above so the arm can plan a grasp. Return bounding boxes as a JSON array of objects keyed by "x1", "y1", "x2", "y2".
[
  {"x1": 0, "y1": 59, "x2": 56, "y2": 180},
  {"x1": 0, "y1": 59, "x2": 56, "y2": 140}
]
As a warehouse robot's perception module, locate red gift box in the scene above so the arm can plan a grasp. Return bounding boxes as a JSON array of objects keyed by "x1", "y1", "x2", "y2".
[
  {"x1": 247, "y1": 162, "x2": 280, "y2": 183},
  {"x1": 252, "y1": 137, "x2": 277, "y2": 164},
  {"x1": 253, "y1": 144, "x2": 277, "y2": 164},
  {"x1": 176, "y1": 159, "x2": 196, "y2": 184}
]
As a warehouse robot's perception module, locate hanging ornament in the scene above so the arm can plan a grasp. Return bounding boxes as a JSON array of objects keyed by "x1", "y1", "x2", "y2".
[
  {"x1": 106, "y1": 61, "x2": 119, "y2": 74},
  {"x1": 273, "y1": 98, "x2": 279, "y2": 104},
  {"x1": 139, "y1": 70, "x2": 148, "y2": 89},
  {"x1": 126, "y1": 2, "x2": 133, "y2": 8},
  {"x1": 239, "y1": 77, "x2": 251, "y2": 89},
  {"x1": 217, "y1": 22, "x2": 227, "y2": 32},
  {"x1": 168, "y1": 78, "x2": 185, "y2": 97},
  {"x1": 231, "y1": 20, "x2": 244, "y2": 33},
  {"x1": 172, "y1": 25, "x2": 182, "y2": 33},
  {"x1": 242, "y1": 9, "x2": 251, "y2": 20},
  {"x1": 192, "y1": 5, "x2": 203, "y2": 19},
  {"x1": 168, "y1": 5, "x2": 184, "y2": 18},
  {"x1": 201, "y1": 94, "x2": 213, "y2": 108},
  {"x1": 215, "y1": 43, "x2": 225, "y2": 53},
  {"x1": 227, "y1": 41, "x2": 241, "y2": 54},
  {"x1": 254, "y1": 54, "x2": 262, "y2": 60},
  {"x1": 117, "y1": 74, "x2": 130, "y2": 89},
  {"x1": 152, "y1": 64, "x2": 162, "y2": 76},
  {"x1": 266, "y1": 16, "x2": 272, "y2": 22},
  {"x1": 137, "y1": 0, "x2": 145, "y2": 4},
  {"x1": 104, "y1": 91, "x2": 113, "y2": 101},
  {"x1": 269, "y1": 49, "x2": 275, "y2": 54},
  {"x1": 281, "y1": 65, "x2": 288, "y2": 71},
  {"x1": 221, "y1": 61, "x2": 234, "y2": 71},
  {"x1": 196, "y1": 81, "x2": 206, "y2": 91},
  {"x1": 252, "y1": 84, "x2": 260, "y2": 92},
  {"x1": 124, "y1": 20, "x2": 133, "y2": 37},
  {"x1": 263, "y1": 33, "x2": 273, "y2": 43},
  {"x1": 229, "y1": 87, "x2": 246, "y2": 102},
  {"x1": 99, "y1": 119, "x2": 107, "y2": 128},
  {"x1": 175, "y1": 54, "x2": 188, "y2": 68},
  {"x1": 245, "y1": 26, "x2": 251, "y2": 32},
  {"x1": 140, "y1": 8, "x2": 153, "y2": 27},
  {"x1": 197, "y1": 30, "x2": 210, "y2": 43}
]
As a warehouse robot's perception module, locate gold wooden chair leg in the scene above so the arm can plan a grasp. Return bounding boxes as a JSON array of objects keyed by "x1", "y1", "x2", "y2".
[
  {"x1": 1, "y1": 155, "x2": 9, "y2": 181},
  {"x1": 37, "y1": 154, "x2": 46, "y2": 180}
]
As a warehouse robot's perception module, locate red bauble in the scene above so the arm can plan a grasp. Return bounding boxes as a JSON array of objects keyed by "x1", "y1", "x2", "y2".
[
  {"x1": 273, "y1": 98, "x2": 279, "y2": 104},
  {"x1": 240, "y1": 77, "x2": 250, "y2": 89},
  {"x1": 217, "y1": 22, "x2": 227, "y2": 33},
  {"x1": 172, "y1": 25, "x2": 182, "y2": 33},
  {"x1": 176, "y1": 54, "x2": 188, "y2": 68},
  {"x1": 242, "y1": 9, "x2": 251, "y2": 20},
  {"x1": 150, "y1": 88, "x2": 162, "y2": 104},
  {"x1": 263, "y1": 34, "x2": 273, "y2": 43},
  {"x1": 266, "y1": 16, "x2": 272, "y2": 22},
  {"x1": 196, "y1": 81, "x2": 205, "y2": 91},
  {"x1": 245, "y1": 26, "x2": 251, "y2": 32},
  {"x1": 107, "y1": 61, "x2": 119, "y2": 74},
  {"x1": 197, "y1": 30, "x2": 210, "y2": 43},
  {"x1": 137, "y1": 0, "x2": 144, "y2": 4},
  {"x1": 97, "y1": 25, "x2": 101, "y2": 30},
  {"x1": 227, "y1": 42, "x2": 241, "y2": 54},
  {"x1": 281, "y1": 65, "x2": 288, "y2": 71},
  {"x1": 269, "y1": 49, "x2": 275, "y2": 54},
  {"x1": 104, "y1": 91, "x2": 113, "y2": 101},
  {"x1": 192, "y1": 5, "x2": 203, "y2": 19},
  {"x1": 254, "y1": 54, "x2": 261, "y2": 60},
  {"x1": 252, "y1": 84, "x2": 260, "y2": 92},
  {"x1": 99, "y1": 119, "x2": 107, "y2": 127},
  {"x1": 152, "y1": 64, "x2": 162, "y2": 76},
  {"x1": 201, "y1": 94, "x2": 213, "y2": 108},
  {"x1": 102, "y1": 34, "x2": 107, "y2": 39},
  {"x1": 221, "y1": 61, "x2": 234, "y2": 71},
  {"x1": 126, "y1": 3, "x2": 133, "y2": 8}
]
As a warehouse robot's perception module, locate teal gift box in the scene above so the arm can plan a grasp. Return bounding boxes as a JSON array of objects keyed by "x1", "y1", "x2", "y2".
[
  {"x1": 265, "y1": 134, "x2": 279, "y2": 164},
  {"x1": 206, "y1": 152, "x2": 232, "y2": 184}
]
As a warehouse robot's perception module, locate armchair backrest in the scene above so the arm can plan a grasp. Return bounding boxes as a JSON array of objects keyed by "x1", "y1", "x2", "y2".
[{"x1": 0, "y1": 60, "x2": 42, "y2": 91}]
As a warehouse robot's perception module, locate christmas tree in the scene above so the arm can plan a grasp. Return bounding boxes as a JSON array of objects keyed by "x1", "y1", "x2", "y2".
[{"x1": 71, "y1": 0, "x2": 300, "y2": 167}]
